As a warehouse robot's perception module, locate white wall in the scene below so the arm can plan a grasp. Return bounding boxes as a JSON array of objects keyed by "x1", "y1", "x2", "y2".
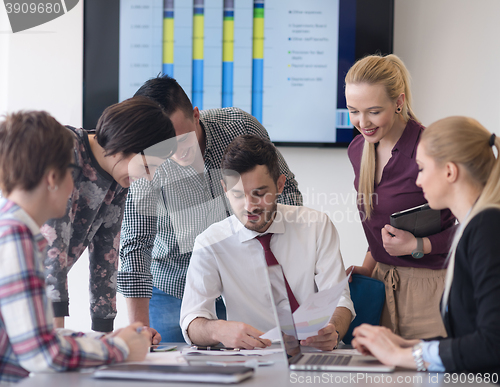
[
  {"x1": 1, "y1": 0, "x2": 500, "y2": 332},
  {"x1": 0, "y1": 2, "x2": 83, "y2": 124},
  {"x1": 393, "y1": 0, "x2": 500, "y2": 131}
]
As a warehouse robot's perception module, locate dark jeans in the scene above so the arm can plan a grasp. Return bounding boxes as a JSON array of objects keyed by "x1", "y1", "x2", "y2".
[{"x1": 149, "y1": 286, "x2": 227, "y2": 342}]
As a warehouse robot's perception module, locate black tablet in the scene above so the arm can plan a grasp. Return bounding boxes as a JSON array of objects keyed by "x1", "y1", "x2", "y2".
[{"x1": 390, "y1": 203, "x2": 441, "y2": 238}]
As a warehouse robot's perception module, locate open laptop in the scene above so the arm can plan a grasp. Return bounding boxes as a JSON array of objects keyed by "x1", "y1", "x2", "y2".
[{"x1": 265, "y1": 265, "x2": 395, "y2": 372}]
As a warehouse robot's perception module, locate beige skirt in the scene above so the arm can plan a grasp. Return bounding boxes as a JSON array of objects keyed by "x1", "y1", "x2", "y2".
[{"x1": 372, "y1": 262, "x2": 447, "y2": 340}]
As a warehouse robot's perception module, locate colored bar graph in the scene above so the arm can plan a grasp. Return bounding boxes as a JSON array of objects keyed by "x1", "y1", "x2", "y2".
[
  {"x1": 222, "y1": 0, "x2": 234, "y2": 108},
  {"x1": 162, "y1": 0, "x2": 174, "y2": 77},
  {"x1": 252, "y1": 0, "x2": 264, "y2": 122},
  {"x1": 192, "y1": 0, "x2": 204, "y2": 109}
]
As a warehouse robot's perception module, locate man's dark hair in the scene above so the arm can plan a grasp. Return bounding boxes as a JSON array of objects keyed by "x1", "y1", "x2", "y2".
[
  {"x1": 96, "y1": 96, "x2": 176, "y2": 158},
  {"x1": 134, "y1": 75, "x2": 193, "y2": 118},
  {"x1": 221, "y1": 135, "x2": 280, "y2": 184}
]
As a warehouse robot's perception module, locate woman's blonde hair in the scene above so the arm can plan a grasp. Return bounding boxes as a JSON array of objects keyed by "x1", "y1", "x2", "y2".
[
  {"x1": 421, "y1": 116, "x2": 500, "y2": 223},
  {"x1": 345, "y1": 54, "x2": 418, "y2": 219},
  {"x1": 420, "y1": 116, "x2": 500, "y2": 314}
]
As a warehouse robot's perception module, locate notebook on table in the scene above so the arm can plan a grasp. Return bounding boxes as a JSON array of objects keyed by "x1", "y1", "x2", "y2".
[
  {"x1": 264, "y1": 265, "x2": 395, "y2": 373},
  {"x1": 93, "y1": 364, "x2": 254, "y2": 384}
]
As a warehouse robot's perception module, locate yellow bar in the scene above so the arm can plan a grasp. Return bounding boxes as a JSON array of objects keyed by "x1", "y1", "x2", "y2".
[
  {"x1": 253, "y1": 17, "x2": 264, "y2": 59},
  {"x1": 193, "y1": 14, "x2": 204, "y2": 60},
  {"x1": 223, "y1": 19, "x2": 234, "y2": 62},
  {"x1": 163, "y1": 18, "x2": 174, "y2": 63}
]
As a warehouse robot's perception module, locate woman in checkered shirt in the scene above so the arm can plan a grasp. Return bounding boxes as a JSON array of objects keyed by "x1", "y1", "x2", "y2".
[{"x1": 0, "y1": 111, "x2": 151, "y2": 383}]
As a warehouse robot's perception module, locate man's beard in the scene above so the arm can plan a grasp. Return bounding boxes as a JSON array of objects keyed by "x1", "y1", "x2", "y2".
[{"x1": 242, "y1": 202, "x2": 278, "y2": 232}]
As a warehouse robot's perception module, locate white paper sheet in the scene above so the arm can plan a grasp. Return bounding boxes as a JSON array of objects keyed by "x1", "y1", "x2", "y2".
[{"x1": 262, "y1": 275, "x2": 350, "y2": 340}]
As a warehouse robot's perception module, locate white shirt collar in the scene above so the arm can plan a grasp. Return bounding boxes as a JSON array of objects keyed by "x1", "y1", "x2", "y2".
[{"x1": 238, "y1": 203, "x2": 286, "y2": 243}]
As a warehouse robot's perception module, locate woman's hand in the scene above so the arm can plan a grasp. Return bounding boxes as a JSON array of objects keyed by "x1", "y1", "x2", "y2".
[
  {"x1": 115, "y1": 322, "x2": 151, "y2": 362},
  {"x1": 352, "y1": 324, "x2": 417, "y2": 369},
  {"x1": 346, "y1": 265, "x2": 374, "y2": 282},
  {"x1": 346, "y1": 251, "x2": 376, "y2": 282},
  {"x1": 381, "y1": 225, "x2": 418, "y2": 256}
]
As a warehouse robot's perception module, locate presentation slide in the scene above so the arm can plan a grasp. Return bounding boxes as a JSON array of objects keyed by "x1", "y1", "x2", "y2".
[{"x1": 119, "y1": 0, "x2": 352, "y2": 144}]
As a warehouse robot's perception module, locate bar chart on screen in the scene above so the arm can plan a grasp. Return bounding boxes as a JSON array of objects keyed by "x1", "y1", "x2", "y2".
[{"x1": 118, "y1": 0, "x2": 344, "y2": 143}]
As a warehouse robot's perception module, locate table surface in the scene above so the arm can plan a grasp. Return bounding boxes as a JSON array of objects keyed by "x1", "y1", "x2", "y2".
[{"x1": 16, "y1": 344, "x2": 493, "y2": 387}]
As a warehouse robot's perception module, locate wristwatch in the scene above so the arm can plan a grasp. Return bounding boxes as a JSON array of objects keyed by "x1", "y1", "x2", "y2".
[
  {"x1": 412, "y1": 237, "x2": 424, "y2": 259},
  {"x1": 412, "y1": 343, "x2": 427, "y2": 371}
]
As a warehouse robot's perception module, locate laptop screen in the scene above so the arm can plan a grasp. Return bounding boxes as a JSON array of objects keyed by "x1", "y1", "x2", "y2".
[{"x1": 266, "y1": 265, "x2": 302, "y2": 361}]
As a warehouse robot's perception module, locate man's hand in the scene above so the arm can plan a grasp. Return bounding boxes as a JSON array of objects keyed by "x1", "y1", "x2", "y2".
[
  {"x1": 187, "y1": 317, "x2": 272, "y2": 349},
  {"x1": 300, "y1": 323, "x2": 338, "y2": 351},
  {"x1": 147, "y1": 327, "x2": 161, "y2": 345},
  {"x1": 188, "y1": 318, "x2": 272, "y2": 350},
  {"x1": 124, "y1": 297, "x2": 160, "y2": 344},
  {"x1": 215, "y1": 321, "x2": 272, "y2": 350}
]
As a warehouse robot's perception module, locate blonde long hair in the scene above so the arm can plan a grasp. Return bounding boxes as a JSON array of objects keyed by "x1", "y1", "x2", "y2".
[
  {"x1": 422, "y1": 116, "x2": 500, "y2": 220},
  {"x1": 345, "y1": 54, "x2": 419, "y2": 219},
  {"x1": 420, "y1": 116, "x2": 500, "y2": 315}
]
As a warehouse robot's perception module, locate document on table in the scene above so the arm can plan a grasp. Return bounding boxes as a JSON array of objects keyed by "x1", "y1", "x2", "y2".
[
  {"x1": 261, "y1": 275, "x2": 350, "y2": 340},
  {"x1": 181, "y1": 347, "x2": 282, "y2": 356}
]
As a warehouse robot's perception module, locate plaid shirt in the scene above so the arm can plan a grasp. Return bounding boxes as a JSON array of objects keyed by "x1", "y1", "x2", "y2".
[
  {"x1": 118, "y1": 107, "x2": 303, "y2": 300},
  {"x1": 0, "y1": 199, "x2": 128, "y2": 384}
]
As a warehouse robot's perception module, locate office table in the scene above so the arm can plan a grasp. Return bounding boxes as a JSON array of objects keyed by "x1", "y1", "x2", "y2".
[{"x1": 16, "y1": 344, "x2": 494, "y2": 387}]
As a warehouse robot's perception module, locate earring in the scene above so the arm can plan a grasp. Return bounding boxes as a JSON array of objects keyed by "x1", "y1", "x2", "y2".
[
  {"x1": 396, "y1": 106, "x2": 402, "y2": 113},
  {"x1": 48, "y1": 185, "x2": 59, "y2": 192}
]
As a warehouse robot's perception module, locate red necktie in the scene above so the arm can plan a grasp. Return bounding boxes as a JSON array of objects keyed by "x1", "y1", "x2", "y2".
[{"x1": 256, "y1": 233, "x2": 300, "y2": 313}]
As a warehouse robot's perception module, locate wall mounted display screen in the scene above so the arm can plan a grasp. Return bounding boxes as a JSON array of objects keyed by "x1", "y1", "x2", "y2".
[{"x1": 83, "y1": 0, "x2": 393, "y2": 146}]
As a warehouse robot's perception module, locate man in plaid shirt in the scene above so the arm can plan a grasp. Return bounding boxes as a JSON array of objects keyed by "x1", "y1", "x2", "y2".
[
  {"x1": 0, "y1": 111, "x2": 149, "y2": 383},
  {"x1": 118, "y1": 76, "x2": 303, "y2": 342}
]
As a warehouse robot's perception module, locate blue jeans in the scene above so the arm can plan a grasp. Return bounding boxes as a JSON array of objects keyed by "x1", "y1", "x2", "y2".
[{"x1": 150, "y1": 287, "x2": 227, "y2": 342}]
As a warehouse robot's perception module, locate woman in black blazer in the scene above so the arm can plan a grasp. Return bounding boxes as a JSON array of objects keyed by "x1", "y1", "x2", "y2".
[{"x1": 351, "y1": 116, "x2": 500, "y2": 375}]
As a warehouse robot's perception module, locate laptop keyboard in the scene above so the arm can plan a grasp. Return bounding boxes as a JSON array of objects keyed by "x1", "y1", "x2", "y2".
[{"x1": 304, "y1": 355, "x2": 352, "y2": 366}]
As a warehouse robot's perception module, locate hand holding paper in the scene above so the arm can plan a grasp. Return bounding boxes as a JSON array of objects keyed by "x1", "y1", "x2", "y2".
[{"x1": 261, "y1": 275, "x2": 350, "y2": 341}]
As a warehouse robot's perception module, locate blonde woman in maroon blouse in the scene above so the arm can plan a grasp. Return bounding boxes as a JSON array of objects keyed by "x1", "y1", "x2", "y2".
[{"x1": 345, "y1": 54, "x2": 455, "y2": 339}]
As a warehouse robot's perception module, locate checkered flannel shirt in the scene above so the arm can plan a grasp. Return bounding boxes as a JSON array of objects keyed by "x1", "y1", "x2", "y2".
[
  {"x1": 0, "y1": 199, "x2": 128, "y2": 384},
  {"x1": 118, "y1": 107, "x2": 303, "y2": 300}
]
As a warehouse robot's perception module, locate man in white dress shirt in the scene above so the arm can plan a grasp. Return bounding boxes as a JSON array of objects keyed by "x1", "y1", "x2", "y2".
[{"x1": 180, "y1": 135, "x2": 354, "y2": 350}]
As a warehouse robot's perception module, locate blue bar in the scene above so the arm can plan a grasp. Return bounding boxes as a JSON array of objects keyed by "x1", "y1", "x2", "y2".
[
  {"x1": 192, "y1": 59, "x2": 204, "y2": 109},
  {"x1": 222, "y1": 61, "x2": 233, "y2": 107},
  {"x1": 251, "y1": 58, "x2": 263, "y2": 122},
  {"x1": 224, "y1": 10, "x2": 234, "y2": 17},
  {"x1": 163, "y1": 63, "x2": 174, "y2": 77},
  {"x1": 194, "y1": 8, "x2": 204, "y2": 15},
  {"x1": 164, "y1": 11, "x2": 174, "y2": 18}
]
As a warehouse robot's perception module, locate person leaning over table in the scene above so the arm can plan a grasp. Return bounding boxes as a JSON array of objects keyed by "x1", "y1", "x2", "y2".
[
  {"x1": 42, "y1": 97, "x2": 176, "y2": 341},
  {"x1": 352, "y1": 116, "x2": 500, "y2": 374},
  {"x1": 345, "y1": 54, "x2": 456, "y2": 339},
  {"x1": 118, "y1": 75, "x2": 303, "y2": 342},
  {"x1": 0, "y1": 111, "x2": 151, "y2": 384},
  {"x1": 180, "y1": 135, "x2": 354, "y2": 351}
]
